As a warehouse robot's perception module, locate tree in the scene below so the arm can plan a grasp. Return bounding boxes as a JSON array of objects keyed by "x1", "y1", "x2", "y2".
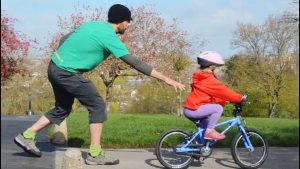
[
  {"x1": 1, "y1": 12, "x2": 30, "y2": 82},
  {"x1": 167, "y1": 35, "x2": 192, "y2": 116},
  {"x1": 230, "y1": 14, "x2": 299, "y2": 118},
  {"x1": 282, "y1": 0, "x2": 299, "y2": 24},
  {"x1": 224, "y1": 55, "x2": 270, "y2": 117}
]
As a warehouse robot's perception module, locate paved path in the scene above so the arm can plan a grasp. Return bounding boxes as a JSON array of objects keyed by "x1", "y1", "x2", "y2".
[
  {"x1": 1, "y1": 116, "x2": 55, "y2": 169},
  {"x1": 1, "y1": 116, "x2": 299, "y2": 169},
  {"x1": 54, "y1": 147, "x2": 299, "y2": 169}
]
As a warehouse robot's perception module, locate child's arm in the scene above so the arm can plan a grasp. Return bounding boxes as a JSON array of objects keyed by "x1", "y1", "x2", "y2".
[
  {"x1": 202, "y1": 77, "x2": 243, "y2": 103},
  {"x1": 212, "y1": 97, "x2": 228, "y2": 106}
]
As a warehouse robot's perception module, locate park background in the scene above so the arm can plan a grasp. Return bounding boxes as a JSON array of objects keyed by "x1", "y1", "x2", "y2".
[{"x1": 1, "y1": 0, "x2": 299, "y2": 147}]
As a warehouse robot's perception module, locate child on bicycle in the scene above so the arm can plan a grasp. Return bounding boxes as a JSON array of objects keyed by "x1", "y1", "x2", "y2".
[{"x1": 183, "y1": 51, "x2": 244, "y2": 141}]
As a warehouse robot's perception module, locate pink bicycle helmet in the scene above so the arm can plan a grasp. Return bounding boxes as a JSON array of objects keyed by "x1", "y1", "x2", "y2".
[{"x1": 197, "y1": 51, "x2": 224, "y2": 69}]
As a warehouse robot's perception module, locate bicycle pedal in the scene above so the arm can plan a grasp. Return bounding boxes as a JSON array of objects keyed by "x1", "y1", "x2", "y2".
[{"x1": 199, "y1": 157, "x2": 206, "y2": 161}]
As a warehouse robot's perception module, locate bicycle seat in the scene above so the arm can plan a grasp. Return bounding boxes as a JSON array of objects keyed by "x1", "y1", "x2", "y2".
[{"x1": 186, "y1": 117, "x2": 202, "y2": 127}]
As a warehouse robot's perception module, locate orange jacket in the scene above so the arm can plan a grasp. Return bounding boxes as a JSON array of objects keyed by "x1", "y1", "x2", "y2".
[{"x1": 183, "y1": 72, "x2": 242, "y2": 110}]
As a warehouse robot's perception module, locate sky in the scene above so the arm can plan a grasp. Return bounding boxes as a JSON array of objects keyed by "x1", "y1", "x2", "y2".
[{"x1": 1, "y1": 0, "x2": 295, "y2": 58}]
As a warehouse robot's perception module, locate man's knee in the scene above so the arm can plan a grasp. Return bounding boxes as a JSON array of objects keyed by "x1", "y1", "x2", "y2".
[
  {"x1": 89, "y1": 103, "x2": 107, "y2": 123},
  {"x1": 44, "y1": 107, "x2": 71, "y2": 125}
]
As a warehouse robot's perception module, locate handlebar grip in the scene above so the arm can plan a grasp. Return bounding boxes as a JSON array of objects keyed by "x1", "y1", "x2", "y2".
[{"x1": 241, "y1": 95, "x2": 247, "y2": 104}]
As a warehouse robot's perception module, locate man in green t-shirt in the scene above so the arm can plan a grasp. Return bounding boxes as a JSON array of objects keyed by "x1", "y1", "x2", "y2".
[{"x1": 14, "y1": 4, "x2": 185, "y2": 165}]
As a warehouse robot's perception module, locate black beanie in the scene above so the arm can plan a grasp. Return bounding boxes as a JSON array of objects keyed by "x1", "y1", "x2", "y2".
[{"x1": 108, "y1": 4, "x2": 133, "y2": 24}]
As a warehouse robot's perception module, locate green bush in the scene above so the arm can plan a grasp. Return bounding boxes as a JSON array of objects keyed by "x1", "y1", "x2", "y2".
[
  {"x1": 109, "y1": 102, "x2": 120, "y2": 113},
  {"x1": 125, "y1": 80, "x2": 180, "y2": 114},
  {"x1": 223, "y1": 104, "x2": 235, "y2": 117},
  {"x1": 1, "y1": 74, "x2": 54, "y2": 116}
]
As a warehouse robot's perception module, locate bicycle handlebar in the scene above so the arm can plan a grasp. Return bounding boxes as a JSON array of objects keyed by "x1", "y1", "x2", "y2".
[
  {"x1": 241, "y1": 94, "x2": 247, "y2": 105},
  {"x1": 233, "y1": 94, "x2": 248, "y2": 116}
]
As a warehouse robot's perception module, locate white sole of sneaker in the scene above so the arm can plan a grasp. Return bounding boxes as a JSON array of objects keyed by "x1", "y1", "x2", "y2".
[
  {"x1": 85, "y1": 160, "x2": 105, "y2": 165},
  {"x1": 14, "y1": 136, "x2": 41, "y2": 157}
]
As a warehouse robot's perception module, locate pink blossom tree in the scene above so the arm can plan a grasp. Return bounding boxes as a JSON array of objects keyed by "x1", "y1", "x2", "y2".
[{"x1": 1, "y1": 12, "x2": 30, "y2": 82}]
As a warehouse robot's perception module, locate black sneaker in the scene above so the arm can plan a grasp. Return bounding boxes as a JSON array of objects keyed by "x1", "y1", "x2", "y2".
[
  {"x1": 85, "y1": 150, "x2": 119, "y2": 165},
  {"x1": 14, "y1": 134, "x2": 42, "y2": 157}
]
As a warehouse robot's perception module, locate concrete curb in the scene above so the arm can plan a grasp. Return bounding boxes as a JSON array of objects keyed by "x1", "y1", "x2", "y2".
[{"x1": 61, "y1": 148, "x2": 83, "y2": 169}]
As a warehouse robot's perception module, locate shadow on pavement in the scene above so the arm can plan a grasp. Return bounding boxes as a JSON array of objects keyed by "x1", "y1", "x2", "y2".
[
  {"x1": 214, "y1": 158, "x2": 239, "y2": 169},
  {"x1": 145, "y1": 158, "x2": 164, "y2": 169},
  {"x1": 145, "y1": 156, "x2": 202, "y2": 169},
  {"x1": 12, "y1": 152, "x2": 41, "y2": 158}
]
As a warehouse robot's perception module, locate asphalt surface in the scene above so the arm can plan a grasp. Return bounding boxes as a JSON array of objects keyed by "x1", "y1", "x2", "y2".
[
  {"x1": 1, "y1": 116, "x2": 55, "y2": 169},
  {"x1": 1, "y1": 116, "x2": 299, "y2": 169}
]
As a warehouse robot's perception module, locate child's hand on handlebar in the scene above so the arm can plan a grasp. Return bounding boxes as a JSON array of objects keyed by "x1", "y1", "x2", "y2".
[{"x1": 241, "y1": 95, "x2": 247, "y2": 104}]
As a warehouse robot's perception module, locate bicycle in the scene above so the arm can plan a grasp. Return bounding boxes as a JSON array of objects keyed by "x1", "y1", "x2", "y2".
[{"x1": 155, "y1": 97, "x2": 268, "y2": 169}]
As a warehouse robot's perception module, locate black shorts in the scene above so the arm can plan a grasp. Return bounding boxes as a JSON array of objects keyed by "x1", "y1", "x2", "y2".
[{"x1": 44, "y1": 61, "x2": 107, "y2": 125}]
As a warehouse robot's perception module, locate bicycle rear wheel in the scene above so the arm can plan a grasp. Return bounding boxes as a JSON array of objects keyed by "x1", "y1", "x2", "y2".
[
  {"x1": 231, "y1": 128, "x2": 268, "y2": 169},
  {"x1": 155, "y1": 129, "x2": 193, "y2": 169}
]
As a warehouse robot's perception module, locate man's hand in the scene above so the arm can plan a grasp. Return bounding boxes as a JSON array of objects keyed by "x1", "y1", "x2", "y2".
[
  {"x1": 150, "y1": 69, "x2": 185, "y2": 91},
  {"x1": 164, "y1": 78, "x2": 186, "y2": 92}
]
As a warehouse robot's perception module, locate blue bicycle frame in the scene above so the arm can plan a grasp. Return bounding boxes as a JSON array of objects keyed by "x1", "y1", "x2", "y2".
[{"x1": 176, "y1": 115, "x2": 254, "y2": 154}]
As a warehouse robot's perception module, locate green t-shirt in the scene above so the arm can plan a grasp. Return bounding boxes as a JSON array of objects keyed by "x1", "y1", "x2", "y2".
[{"x1": 51, "y1": 21, "x2": 129, "y2": 72}]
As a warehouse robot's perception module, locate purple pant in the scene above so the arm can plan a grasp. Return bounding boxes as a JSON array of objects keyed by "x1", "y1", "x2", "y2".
[{"x1": 183, "y1": 104, "x2": 223, "y2": 129}]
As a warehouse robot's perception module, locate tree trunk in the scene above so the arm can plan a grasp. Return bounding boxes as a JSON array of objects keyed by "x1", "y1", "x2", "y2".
[
  {"x1": 268, "y1": 103, "x2": 276, "y2": 118},
  {"x1": 105, "y1": 85, "x2": 113, "y2": 102},
  {"x1": 176, "y1": 71, "x2": 183, "y2": 117},
  {"x1": 105, "y1": 84, "x2": 113, "y2": 113}
]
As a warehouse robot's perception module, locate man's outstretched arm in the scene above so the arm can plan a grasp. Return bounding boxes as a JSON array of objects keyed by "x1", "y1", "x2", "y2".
[{"x1": 120, "y1": 54, "x2": 185, "y2": 91}]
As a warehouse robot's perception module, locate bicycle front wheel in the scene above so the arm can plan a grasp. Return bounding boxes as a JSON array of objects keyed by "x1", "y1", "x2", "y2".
[
  {"x1": 231, "y1": 128, "x2": 268, "y2": 169},
  {"x1": 155, "y1": 129, "x2": 193, "y2": 169}
]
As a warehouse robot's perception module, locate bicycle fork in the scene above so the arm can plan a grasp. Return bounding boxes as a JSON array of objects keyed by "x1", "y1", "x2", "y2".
[{"x1": 238, "y1": 125, "x2": 254, "y2": 152}]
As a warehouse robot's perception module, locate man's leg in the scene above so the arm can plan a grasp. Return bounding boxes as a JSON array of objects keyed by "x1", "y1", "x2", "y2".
[
  {"x1": 15, "y1": 92, "x2": 74, "y2": 157},
  {"x1": 71, "y1": 75, "x2": 107, "y2": 147},
  {"x1": 72, "y1": 74, "x2": 118, "y2": 165},
  {"x1": 30, "y1": 115, "x2": 51, "y2": 132},
  {"x1": 15, "y1": 61, "x2": 75, "y2": 157},
  {"x1": 14, "y1": 115, "x2": 51, "y2": 157},
  {"x1": 89, "y1": 123, "x2": 103, "y2": 157},
  {"x1": 90, "y1": 123, "x2": 103, "y2": 145}
]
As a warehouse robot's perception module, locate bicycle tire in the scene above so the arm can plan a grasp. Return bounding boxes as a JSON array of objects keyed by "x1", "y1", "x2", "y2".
[
  {"x1": 155, "y1": 129, "x2": 193, "y2": 169},
  {"x1": 231, "y1": 128, "x2": 268, "y2": 169}
]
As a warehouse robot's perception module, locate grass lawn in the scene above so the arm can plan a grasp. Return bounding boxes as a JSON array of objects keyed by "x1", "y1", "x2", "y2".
[{"x1": 55, "y1": 112, "x2": 299, "y2": 148}]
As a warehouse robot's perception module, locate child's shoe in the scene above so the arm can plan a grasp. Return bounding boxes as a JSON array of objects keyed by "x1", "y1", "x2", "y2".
[{"x1": 204, "y1": 128, "x2": 225, "y2": 141}]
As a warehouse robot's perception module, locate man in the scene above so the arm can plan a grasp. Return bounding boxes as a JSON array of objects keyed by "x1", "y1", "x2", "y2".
[{"x1": 14, "y1": 4, "x2": 185, "y2": 165}]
